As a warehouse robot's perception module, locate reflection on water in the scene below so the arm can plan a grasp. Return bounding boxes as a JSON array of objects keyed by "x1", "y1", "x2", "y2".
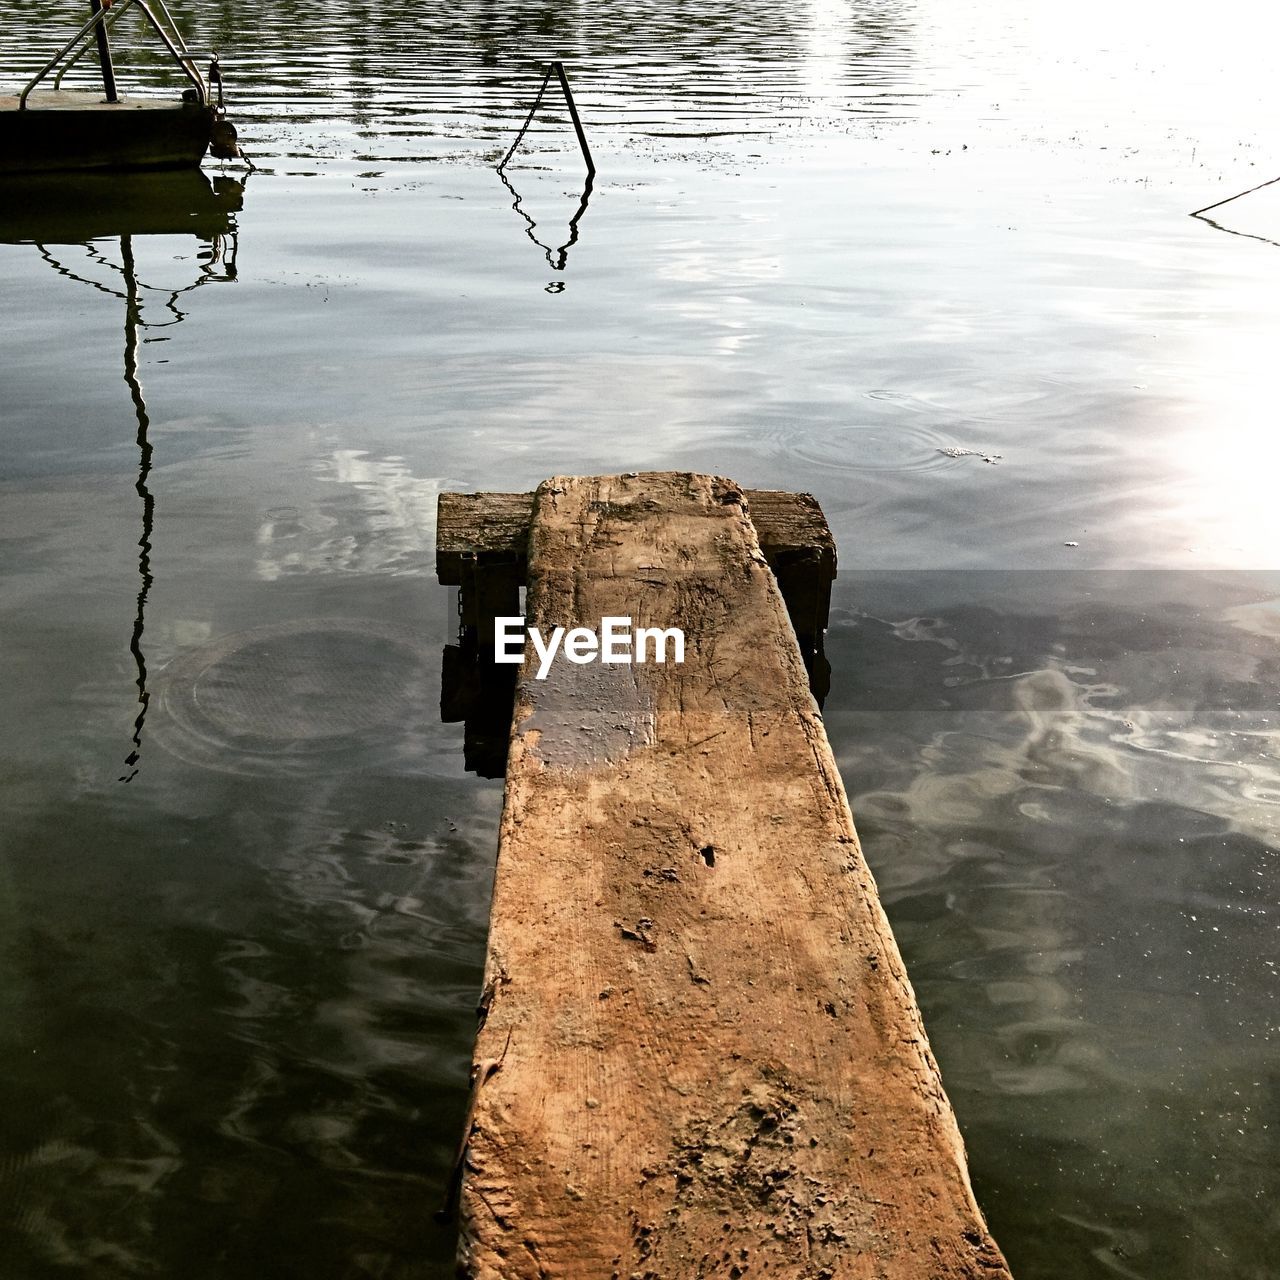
[
  {"x1": 255, "y1": 452, "x2": 448, "y2": 581},
  {"x1": 496, "y1": 164, "x2": 594, "y2": 276},
  {"x1": 3, "y1": 1, "x2": 1280, "y2": 1277},
  {"x1": 0, "y1": 170, "x2": 243, "y2": 244},
  {"x1": 494, "y1": 61, "x2": 596, "y2": 276},
  {"x1": 0, "y1": 173, "x2": 244, "y2": 785},
  {"x1": 827, "y1": 573, "x2": 1278, "y2": 1279},
  {"x1": 1192, "y1": 209, "x2": 1280, "y2": 254},
  {"x1": 119, "y1": 233, "x2": 155, "y2": 782},
  {"x1": 0, "y1": 775, "x2": 497, "y2": 1277},
  {"x1": 161, "y1": 0, "x2": 916, "y2": 145}
]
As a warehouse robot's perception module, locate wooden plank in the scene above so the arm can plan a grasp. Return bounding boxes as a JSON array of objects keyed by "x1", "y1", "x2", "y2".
[
  {"x1": 434, "y1": 488, "x2": 837, "y2": 588},
  {"x1": 436, "y1": 491, "x2": 534, "y2": 585},
  {"x1": 457, "y1": 472, "x2": 1010, "y2": 1279},
  {"x1": 743, "y1": 489, "x2": 835, "y2": 653},
  {"x1": 741, "y1": 488, "x2": 835, "y2": 577}
]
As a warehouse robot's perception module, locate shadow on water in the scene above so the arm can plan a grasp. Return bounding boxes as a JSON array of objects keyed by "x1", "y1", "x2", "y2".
[
  {"x1": 0, "y1": 775, "x2": 489, "y2": 1278},
  {"x1": 0, "y1": 169, "x2": 245, "y2": 783}
]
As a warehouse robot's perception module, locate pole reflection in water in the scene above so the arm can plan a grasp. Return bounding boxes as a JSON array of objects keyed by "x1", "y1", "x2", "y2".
[
  {"x1": 3, "y1": 170, "x2": 246, "y2": 781},
  {"x1": 496, "y1": 60, "x2": 596, "y2": 283},
  {"x1": 1191, "y1": 209, "x2": 1280, "y2": 252},
  {"x1": 120, "y1": 233, "x2": 154, "y2": 781},
  {"x1": 496, "y1": 163, "x2": 594, "y2": 277}
]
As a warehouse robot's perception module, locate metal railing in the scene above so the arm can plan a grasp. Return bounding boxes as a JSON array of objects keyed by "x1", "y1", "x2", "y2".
[{"x1": 20, "y1": 0, "x2": 207, "y2": 109}]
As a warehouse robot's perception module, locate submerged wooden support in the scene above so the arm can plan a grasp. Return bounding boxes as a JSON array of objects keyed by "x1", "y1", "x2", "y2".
[{"x1": 441, "y1": 473, "x2": 1010, "y2": 1279}]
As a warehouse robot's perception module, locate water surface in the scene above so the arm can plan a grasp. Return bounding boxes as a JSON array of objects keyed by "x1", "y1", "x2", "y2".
[{"x1": 1, "y1": 1, "x2": 1277, "y2": 1276}]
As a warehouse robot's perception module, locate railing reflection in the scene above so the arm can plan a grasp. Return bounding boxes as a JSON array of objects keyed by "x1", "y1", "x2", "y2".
[
  {"x1": 0, "y1": 169, "x2": 247, "y2": 782},
  {"x1": 496, "y1": 61, "x2": 596, "y2": 281},
  {"x1": 496, "y1": 164, "x2": 594, "y2": 274}
]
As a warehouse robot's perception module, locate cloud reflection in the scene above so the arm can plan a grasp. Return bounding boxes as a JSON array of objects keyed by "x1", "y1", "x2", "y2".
[{"x1": 255, "y1": 451, "x2": 446, "y2": 580}]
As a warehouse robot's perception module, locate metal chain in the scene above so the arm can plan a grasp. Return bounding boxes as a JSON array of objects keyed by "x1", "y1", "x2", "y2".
[
  {"x1": 457, "y1": 553, "x2": 473, "y2": 646},
  {"x1": 497, "y1": 63, "x2": 554, "y2": 171}
]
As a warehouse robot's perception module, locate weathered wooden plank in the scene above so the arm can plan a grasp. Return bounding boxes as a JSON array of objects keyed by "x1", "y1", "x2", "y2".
[
  {"x1": 742, "y1": 489, "x2": 835, "y2": 654},
  {"x1": 434, "y1": 488, "x2": 837, "y2": 588},
  {"x1": 457, "y1": 472, "x2": 1010, "y2": 1279},
  {"x1": 740, "y1": 488, "x2": 835, "y2": 576},
  {"x1": 436, "y1": 491, "x2": 534, "y2": 584}
]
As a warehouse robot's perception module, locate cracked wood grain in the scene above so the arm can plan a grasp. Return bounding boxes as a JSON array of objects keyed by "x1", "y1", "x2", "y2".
[{"x1": 456, "y1": 471, "x2": 1011, "y2": 1280}]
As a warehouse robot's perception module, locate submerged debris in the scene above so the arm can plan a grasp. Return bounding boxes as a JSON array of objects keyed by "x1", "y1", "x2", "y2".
[{"x1": 937, "y1": 446, "x2": 1002, "y2": 464}]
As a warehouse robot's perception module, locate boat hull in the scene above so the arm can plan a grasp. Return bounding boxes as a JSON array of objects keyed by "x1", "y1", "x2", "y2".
[{"x1": 0, "y1": 92, "x2": 213, "y2": 174}]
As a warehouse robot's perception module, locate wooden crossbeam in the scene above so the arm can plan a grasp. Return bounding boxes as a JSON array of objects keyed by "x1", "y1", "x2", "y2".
[{"x1": 436, "y1": 485, "x2": 835, "y2": 654}]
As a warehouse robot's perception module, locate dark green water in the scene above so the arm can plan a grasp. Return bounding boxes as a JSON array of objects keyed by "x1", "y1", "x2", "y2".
[{"x1": 1, "y1": 1, "x2": 1277, "y2": 1275}]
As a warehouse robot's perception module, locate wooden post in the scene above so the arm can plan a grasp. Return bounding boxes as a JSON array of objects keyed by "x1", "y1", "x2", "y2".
[{"x1": 439, "y1": 473, "x2": 1010, "y2": 1279}]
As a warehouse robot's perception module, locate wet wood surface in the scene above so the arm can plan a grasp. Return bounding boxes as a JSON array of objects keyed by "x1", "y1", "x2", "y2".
[{"x1": 456, "y1": 472, "x2": 1010, "y2": 1279}]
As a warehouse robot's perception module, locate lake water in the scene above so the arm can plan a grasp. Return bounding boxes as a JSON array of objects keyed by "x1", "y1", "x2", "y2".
[{"x1": 1, "y1": 1, "x2": 1277, "y2": 1276}]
